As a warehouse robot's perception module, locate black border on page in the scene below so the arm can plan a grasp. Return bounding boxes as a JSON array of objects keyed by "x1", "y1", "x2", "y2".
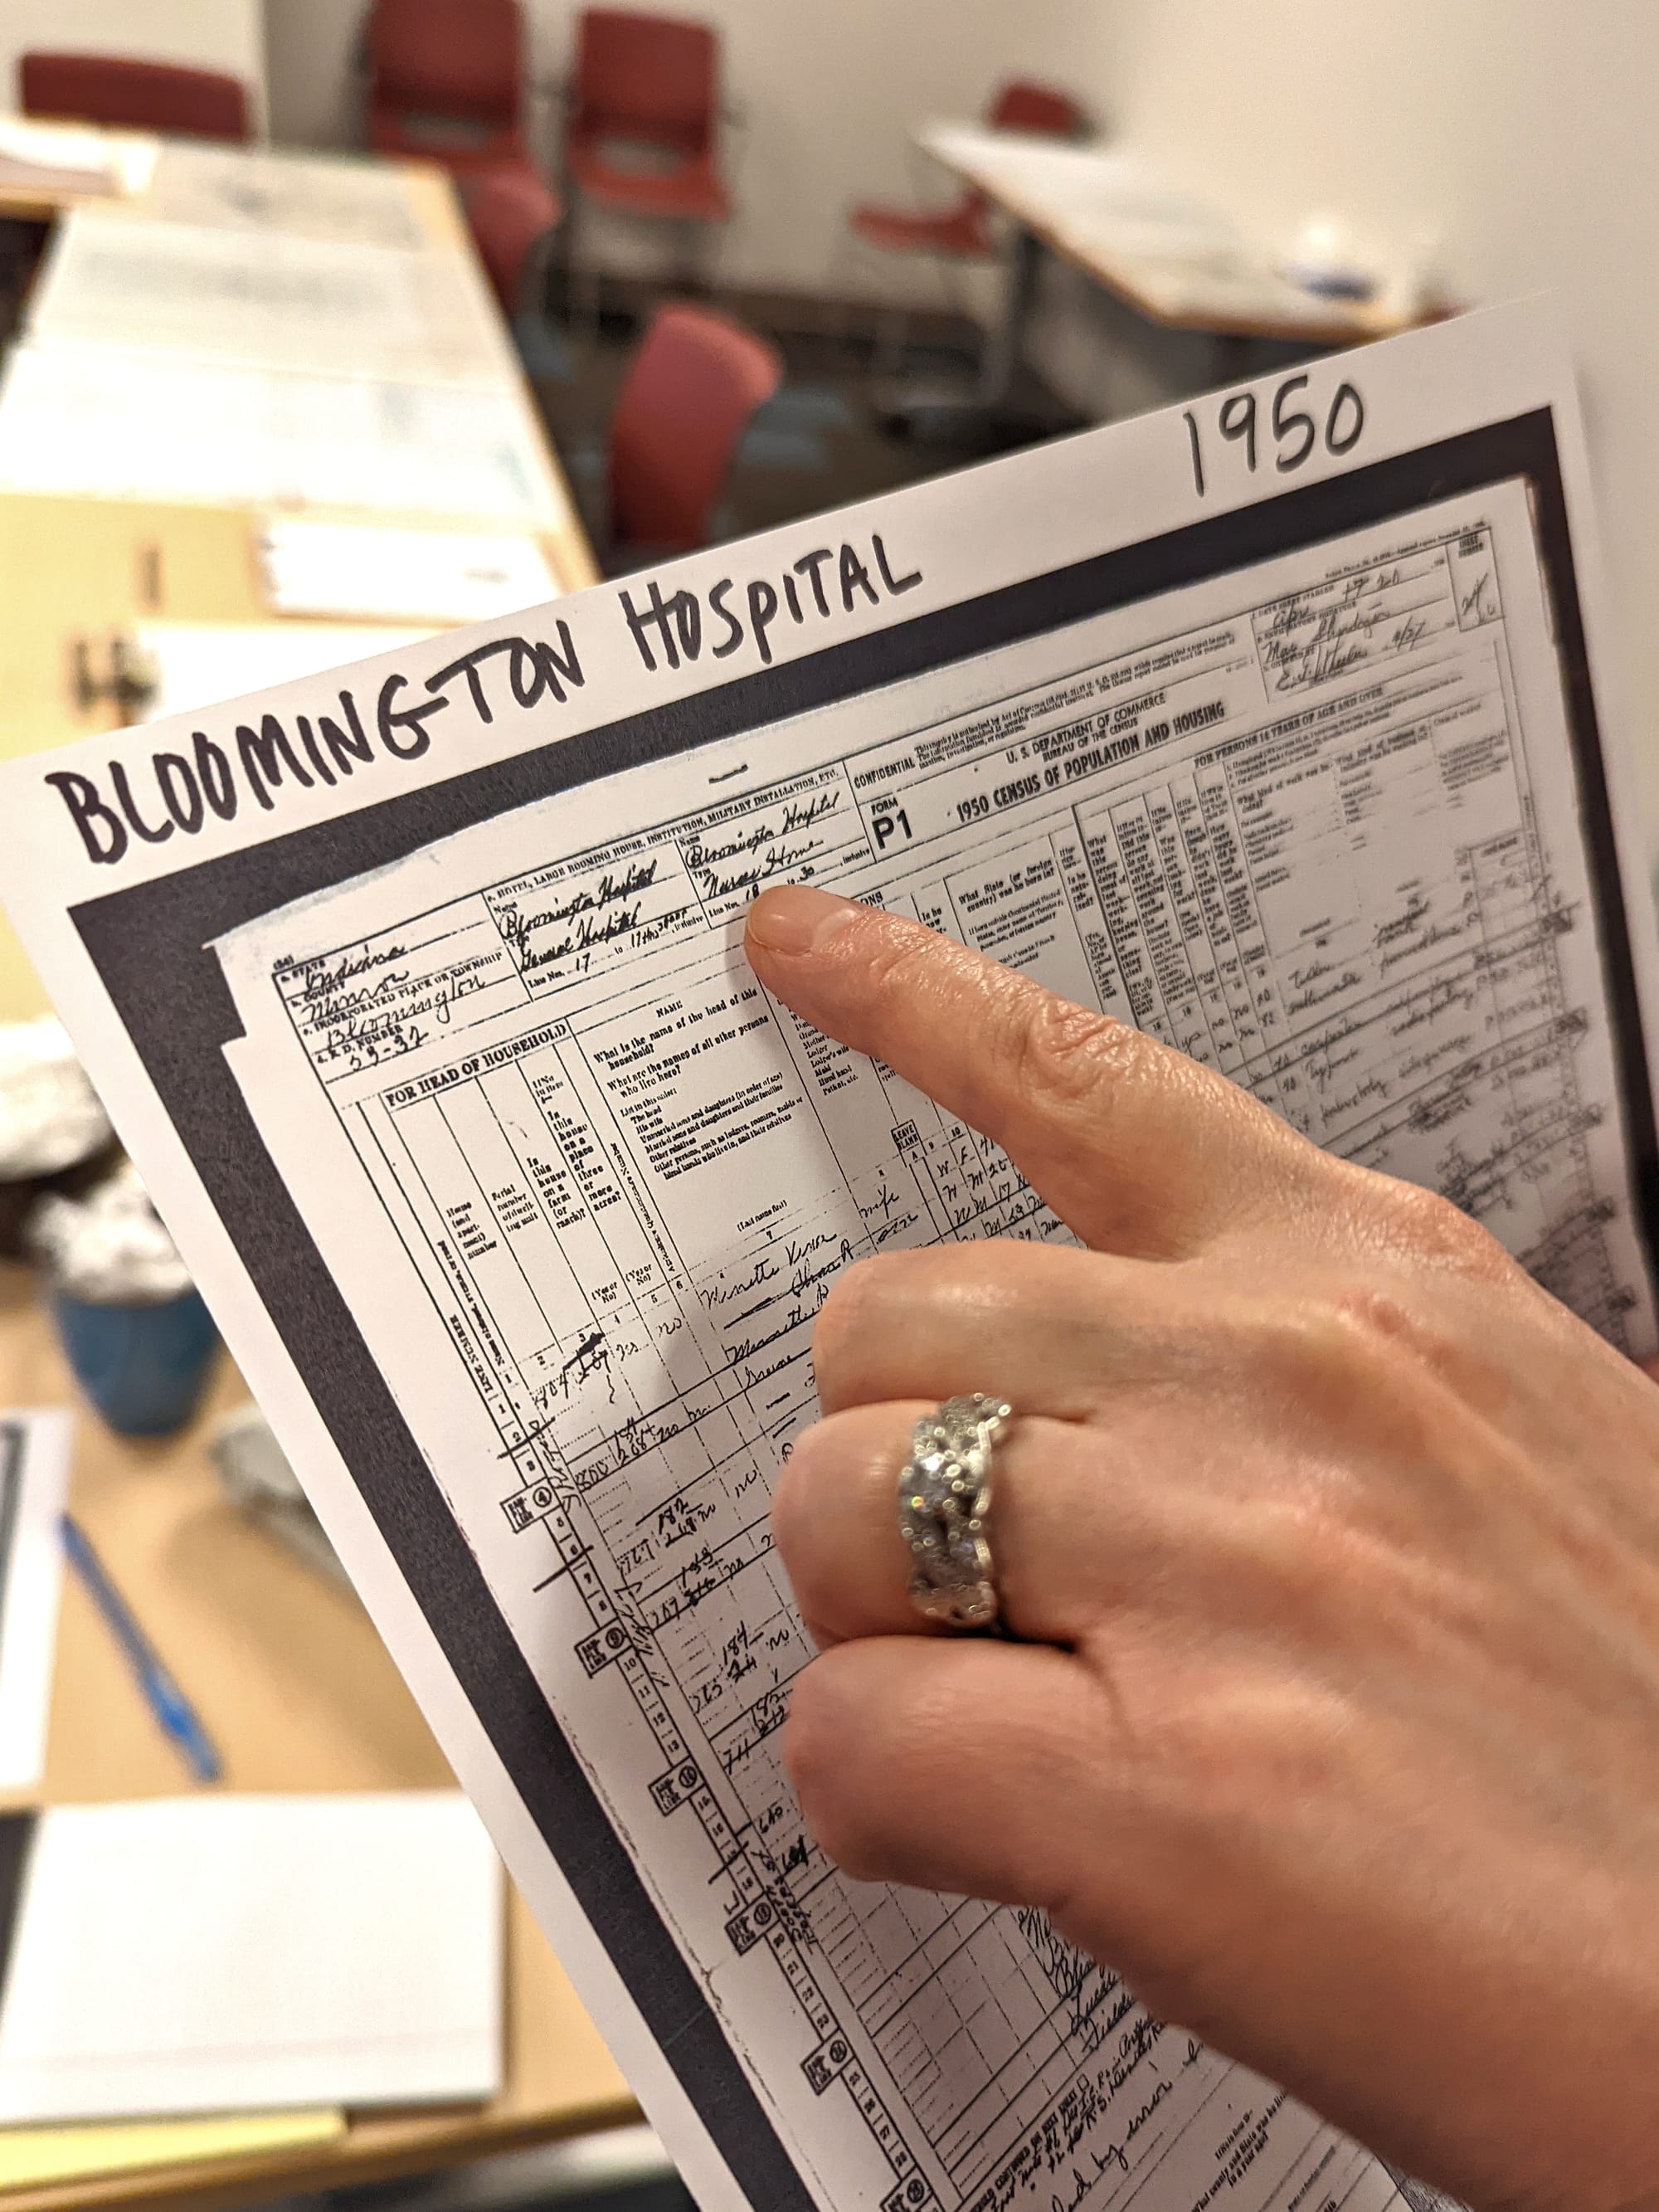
[{"x1": 68, "y1": 409, "x2": 1659, "y2": 2212}]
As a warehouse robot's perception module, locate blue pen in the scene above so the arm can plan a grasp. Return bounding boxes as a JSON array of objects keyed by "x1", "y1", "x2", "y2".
[{"x1": 60, "y1": 1514, "x2": 222, "y2": 1784}]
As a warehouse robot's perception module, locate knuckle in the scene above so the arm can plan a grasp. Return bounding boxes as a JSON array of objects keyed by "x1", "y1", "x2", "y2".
[
  {"x1": 1174, "y1": 1674, "x2": 1356, "y2": 1830},
  {"x1": 1265, "y1": 1491, "x2": 1378, "y2": 1592},
  {"x1": 786, "y1": 1655, "x2": 984, "y2": 1886},
  {"x1": 863, "y1": 924, "x2": 954, "y2": 1012},
  {"x1": 1253, "y1": 1292, "x2": 1407, "y2": 1408},
  {"x1": 1245, "y1": 1279, "x2": 1482, "y2": 1454},
  {"x1": 811, "y1": 1250, "x2": 945, "y2": 1400},
  {"x1": 1323, "y1": 1279, "x2": 1423, "y2": 1352},
  {"x1": 810, "y1": 1259, "x2": 885, "y2": 1385},
  {"x1": 1377, "y1": 1177, "x2": 1508, "y2": 1274},
  {"x1": 1006, "y1": 992, "x2": 1139, "y2": 1118}
]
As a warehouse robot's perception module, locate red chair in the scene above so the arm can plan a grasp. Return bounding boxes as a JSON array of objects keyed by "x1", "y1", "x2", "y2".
[
  {"x1": 363, "y1": 0, "x2": 528, "y2": 176},
  {"x1": 565, "y1": 12, "x2": 732, "y2": 234},
  {"x1": 607, "y1": 304, "x2": 781, "y2": 557},
  {"x1": 20, "y1": 52, "x2": 250, "y2": 142},
  {"x1": 850, "y1": 80, "x2": 1084, "y2": 268},
  {"x1": 461, "y1": 165, "x2": 562, "y2": 314}
]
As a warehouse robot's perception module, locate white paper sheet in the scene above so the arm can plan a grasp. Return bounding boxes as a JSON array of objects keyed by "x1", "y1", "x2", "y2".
[
  {"x1": 260, "y1": 521, "x2": 558, "y2": 626},
  {"x1": 27, "y1": 211, "x2": 506, "y2": 387},
  {"x1": 917, "y1": 125, "x2": 1237, "y2": 246},
  {"x1": 0, "y1": 307, "x2": 1642, "y2": 2212},
  {"x1": 0, "y1": 1411, "x2": 71, "y2": 1794},
  {"x1": 144, "y1": 142, "x2": 429, "y2": 251},
  {"x1": 0, "y1": 1792, "x2": 501, "y2": 2122},
  {"x1": 133, "y1": 624, "x2": 435, "y2": 723},
  {"x1": 0, "y1": 340, "x2": 564, "y2": 526}
]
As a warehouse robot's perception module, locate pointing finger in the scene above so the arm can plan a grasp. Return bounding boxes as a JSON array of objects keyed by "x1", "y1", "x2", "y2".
[{"x1": 746, "y1": 884, "x2": 1325, "y2": 1257}]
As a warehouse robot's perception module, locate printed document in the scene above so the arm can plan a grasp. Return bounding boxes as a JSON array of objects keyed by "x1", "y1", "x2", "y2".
[
  {"x1": 2, "y1": 307, "x2": 1651, "y2": 2212},
  {"x1": 27, "y1": 211, "x2": 506, "y2": 387},
  {"x1": 144, "y1": 141, "x2": 429, "y2": 251},
  {"x1": 0, "y1": 342, "x2": 562, "y2": 526}
]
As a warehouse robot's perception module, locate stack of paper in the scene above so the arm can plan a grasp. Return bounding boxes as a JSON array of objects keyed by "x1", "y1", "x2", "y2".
[
  {"x1": 0, "y1": 1793, "x2": 502, "y2": 2122},
  {"x1": 0, "y1": 119, "x2": 157, "y2": 200},
  {"x1": 260, "y1": 519, "x2": 559, "y2": 624},
  {"x1": 27, "y1": 212, "x2": 506, "y2": 387},
  {"x1": 0, "y1": 341, "x2": 564, "y2": 525},
  {"x1": 145, "y1": 142, "x2": 429, "y2": 252}
]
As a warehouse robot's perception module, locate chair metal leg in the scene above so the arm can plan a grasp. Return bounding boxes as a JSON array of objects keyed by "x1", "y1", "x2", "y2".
[
  {"x1": 976, "y1": 222, "x2": 1041, "y2": 406},
  {"x1": 936, "y1": 247, "x2": 987, "y2": 377},
  {"x1": 703, "y1": 220, "x2": 729, "y2": 311},
  {"x1": 681, "y1": 217, "x2": 718, "y2": 304},
  {"x1": 558, "y1": 194, "x2": 601, "y2": 346},
  {"x1": 872, "y1": 303, "x2": 910, "y2": 378},
  {"x1": 825, "y1": 228, "x2": 863, "y2": 358},
  {"x1": 874, "y1": 222, "x2": 1047, "y2": 448},
  {"x1": 573, "y1": 205, "x2": 602, "y2": 347}
]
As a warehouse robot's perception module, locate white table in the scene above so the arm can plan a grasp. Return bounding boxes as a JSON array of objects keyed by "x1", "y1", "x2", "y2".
[{"x1": 915, "y1": 122, "x2": 1433, "y2": 410}]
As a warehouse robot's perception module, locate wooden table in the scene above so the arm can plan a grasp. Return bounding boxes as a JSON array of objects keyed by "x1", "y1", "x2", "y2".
[
  {"x1": 0, "y1": 1267, "x2": 637, "y2": 2211},
  {"x1": 0, "y1": 489, "x2": 583, "y2": 1024},
  {"x1": 0, "y1": 130, "x2": 630, "y2": 2208},
  {"x1": 2, "y1": 141, "x2": 596, "y2": 590},
  {"x1": 0, "y1": 134, "x2": 599, "y2": 1023}
]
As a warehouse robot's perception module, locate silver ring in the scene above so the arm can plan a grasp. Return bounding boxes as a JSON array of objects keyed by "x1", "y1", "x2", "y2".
[{"x1": 898, "y1": 1394, "x2": 1011, "y2": 1629}]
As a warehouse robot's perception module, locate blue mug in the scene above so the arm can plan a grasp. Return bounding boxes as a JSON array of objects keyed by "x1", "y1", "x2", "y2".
[{"x1": 52, "y1": 1289, "x2": 219, "y2": 1439}]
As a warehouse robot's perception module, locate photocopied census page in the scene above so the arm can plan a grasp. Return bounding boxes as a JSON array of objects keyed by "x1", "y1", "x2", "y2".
[{"x1": 6, "y1": 303, "x2": 1657, "y2": 2212}]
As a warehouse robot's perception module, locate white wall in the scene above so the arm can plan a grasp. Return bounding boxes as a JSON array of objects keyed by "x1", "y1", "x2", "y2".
[
  {"x1": 265, "y1": 0, "x2": 359, "y2": 148},
  {"x1": 2, "y1": 0, "x2": 268, "y2": 131},
  {"x1": 1024, "y1": 0, "x2": 1659, "y2": 831},
  {"x1": 264, "y1": 0, "x2": 1096, "y2": 303},
  {"x1": 264, "y1": 0, "x2": 1659, "y2": 818},
  {"x1": 538, "y1": 0, "x2": 1098, "y2": 302}
]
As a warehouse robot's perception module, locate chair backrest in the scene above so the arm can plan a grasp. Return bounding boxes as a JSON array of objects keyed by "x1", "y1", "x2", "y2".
[
  {"x1": 609, "y1": 305, "x2": 781, "y2": 553},
  {"x1": 366, "y1": 0, "x2": 521, "y2": 127},
  {"x1": 461, "y1": 166, "x2": 560, "y2": 313},
  {"x1": 987, "y1": 80, "x2": 1087, "y2": 139},
  {"x1": 20, "y1": 51, "x2": 250, "y2": 142},
  {"x1": 572, "y1": 11, "x2": 719, "y2": 157}
]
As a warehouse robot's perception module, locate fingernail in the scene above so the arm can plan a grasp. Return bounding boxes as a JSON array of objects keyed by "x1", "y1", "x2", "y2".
[{"x1": 746, "y1": 884, "x2": 864, "y2": 955}]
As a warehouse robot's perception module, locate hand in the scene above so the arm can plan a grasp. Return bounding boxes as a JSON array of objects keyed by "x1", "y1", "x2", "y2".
[{"x1": 744, "y1": 883, "x2": 1659, "y2": 2212}]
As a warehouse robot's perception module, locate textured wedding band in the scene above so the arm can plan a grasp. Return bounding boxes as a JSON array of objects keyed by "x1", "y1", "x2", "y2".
[{"x1": 898, "y1": 1394, "x2": 1012, "y2": 1630}]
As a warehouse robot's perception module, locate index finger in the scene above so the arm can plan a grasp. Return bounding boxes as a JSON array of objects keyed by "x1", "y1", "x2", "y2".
[{"x1": 745, "y1": 883, "x2": 1323, "y2": 1257}]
